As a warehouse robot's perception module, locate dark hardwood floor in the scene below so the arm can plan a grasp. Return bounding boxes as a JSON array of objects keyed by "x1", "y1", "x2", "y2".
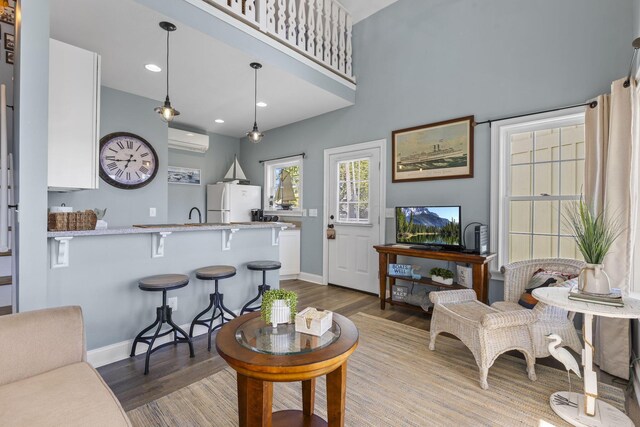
[
  {"x1": 99, "y1": 279, "x2": 621, "y2": 412},
  {"x1": 99, "y1": 279, "x2": 428, "y2": 411},
  {"x1": 0, "y1": 305, "x2": 11, "y2": 316}
]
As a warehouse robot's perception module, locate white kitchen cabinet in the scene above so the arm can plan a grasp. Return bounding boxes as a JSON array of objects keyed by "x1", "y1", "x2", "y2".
[
  {"x1": 48, "y1": 39, "x2": 101, "y2": 191},
  {"x1": 279, "y1": 229, "x2": 300, "y2": 277}
]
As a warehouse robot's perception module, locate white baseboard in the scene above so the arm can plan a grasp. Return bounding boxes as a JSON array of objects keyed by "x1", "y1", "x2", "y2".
[
  {"x1": 298, "y1": 272, "x2": 324, "y2": 285},
  {"x1": 87, "y1": 309, "x2": 240, "y2": 368},
  {"x1": 280, "y1": 274, "x2": 299, "y2": 281}
]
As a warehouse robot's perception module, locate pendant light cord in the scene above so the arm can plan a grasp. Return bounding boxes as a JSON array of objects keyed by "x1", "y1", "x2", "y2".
[
  {"x1": 253, "y1": 67, "x2": 258, "y2": 124},
  {"x1": 166, "y1": 29, "x2": 170, "y2": 98}
]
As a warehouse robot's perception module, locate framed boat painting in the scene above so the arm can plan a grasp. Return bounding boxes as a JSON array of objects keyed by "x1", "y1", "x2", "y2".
[{"x1": 392, "y1": 115, "x2": 474, "y2": 182}]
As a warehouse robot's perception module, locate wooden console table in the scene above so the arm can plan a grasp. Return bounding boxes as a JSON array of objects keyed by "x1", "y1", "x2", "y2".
[{"x1": 374, "y1": 245, "x2": 496, "y2": 310}]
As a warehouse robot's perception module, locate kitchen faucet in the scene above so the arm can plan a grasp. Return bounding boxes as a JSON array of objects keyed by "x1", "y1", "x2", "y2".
[{"x1": 189, "y1": 207, "x2": 202, "y2": 223}]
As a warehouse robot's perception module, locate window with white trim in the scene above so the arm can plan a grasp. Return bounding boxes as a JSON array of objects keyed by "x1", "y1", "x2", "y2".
[
  {"x1": 263, "y1": 156, "x2": 303, "y2": 215},
  {"x1": 490, "y1": 109, "x2": 586, "y2": 271}
]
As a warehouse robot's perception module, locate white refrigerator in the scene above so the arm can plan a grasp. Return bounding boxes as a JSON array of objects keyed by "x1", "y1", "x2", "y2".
[{"x1": 207, "y1": 183, "x2": 261, "y2": 223}]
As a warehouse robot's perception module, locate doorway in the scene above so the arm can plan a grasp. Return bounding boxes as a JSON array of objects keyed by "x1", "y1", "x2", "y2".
[{"x1": 323, "y1": 140, "x2": 386, "y2": 294}]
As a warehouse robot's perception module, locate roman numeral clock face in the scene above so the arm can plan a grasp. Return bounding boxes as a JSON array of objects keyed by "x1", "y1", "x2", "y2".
[{"x1": 99, "y1": 132, "x2": 159, "y2": 189}]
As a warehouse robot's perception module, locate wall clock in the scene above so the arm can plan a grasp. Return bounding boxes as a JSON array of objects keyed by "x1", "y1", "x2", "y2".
[{"x1": 99, "y1": 132, "x2": 159, "y2": 189}]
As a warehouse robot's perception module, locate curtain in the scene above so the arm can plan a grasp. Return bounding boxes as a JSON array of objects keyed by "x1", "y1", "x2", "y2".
[{"x1": 584, "y1": 78, "x2": 635, "y2": 380}]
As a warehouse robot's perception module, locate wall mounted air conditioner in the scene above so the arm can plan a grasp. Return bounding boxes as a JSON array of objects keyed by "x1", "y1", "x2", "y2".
[{"x1": 168, "y1": 128, "x2": 210, "y2": 153}]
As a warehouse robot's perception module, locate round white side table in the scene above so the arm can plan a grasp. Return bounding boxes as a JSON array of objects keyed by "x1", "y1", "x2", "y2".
[{"x1": 533, "y1": 287, "x2": 640, "y2": 427}]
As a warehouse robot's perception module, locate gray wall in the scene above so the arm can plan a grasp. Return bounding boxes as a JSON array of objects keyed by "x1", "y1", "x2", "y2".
[
  {"x1": 240, "y1": 0, "x2": 633, "y2": 302},
  {"x1": 635, "y1": 0, "x2": 640, "y2": 37},
  {"x1": 49, "y1": 87, "x2": 169, "y2": 227},
  {"x1": 15, "y1": 0, "x2": 51, "y2": 311},
  {"x1": 167, "y1": 127, "x2": 240, "y2": 224}
]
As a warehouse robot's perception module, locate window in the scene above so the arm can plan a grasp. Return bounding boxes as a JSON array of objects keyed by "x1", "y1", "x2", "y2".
[
  {"x1": 263, "y1": 156, "x2": 303, "y2": 215},
  {"x1": 336, "y1": 158, "x2": 369, "y2": 223},
  {"x1": 491, "y1": 108, "x2": 586, "y2": 272}
]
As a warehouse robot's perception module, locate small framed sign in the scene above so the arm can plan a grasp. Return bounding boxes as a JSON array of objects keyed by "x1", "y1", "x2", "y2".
[
  {"x1": 389, "y1": 263, "x2": 413, "y2": 277},
  {"x1": 392, "y1": 285, "x2": 409, "y2": 302}
]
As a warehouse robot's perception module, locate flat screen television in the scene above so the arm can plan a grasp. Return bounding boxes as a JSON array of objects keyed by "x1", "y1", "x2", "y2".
[{"x1": 395, "y1": 206, "x2": 462, "y2": 250}]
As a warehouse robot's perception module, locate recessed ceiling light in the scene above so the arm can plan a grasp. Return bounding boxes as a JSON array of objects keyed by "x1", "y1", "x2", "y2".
[
  {"x1": 145, "y1": 63, "x2": 162, "y2": 72},
  {"x1": 215, "y1": 119, "x2": 225, "y2": 124},
  {"x1": 256, "y1": 102, "x2": 268, "y2": 108},
  {"x1": 186, "y1": 133, "x2": 194, "y2": 136}
]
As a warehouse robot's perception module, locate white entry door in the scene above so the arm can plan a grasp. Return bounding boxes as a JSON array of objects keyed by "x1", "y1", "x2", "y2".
[{"x1": 326, "y1": 143, "x2": 382, "y2": 294}]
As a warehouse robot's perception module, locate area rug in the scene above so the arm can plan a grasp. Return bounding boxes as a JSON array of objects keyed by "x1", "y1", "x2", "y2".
[{"x1": 127, "y1": 312, "x2": 625, "y2": 426}]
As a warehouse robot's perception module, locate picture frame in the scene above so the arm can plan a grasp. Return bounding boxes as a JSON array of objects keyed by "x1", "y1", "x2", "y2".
[
  {"x1": 5, "y1": 50, "x2": 12, "y2": 65},
  {"x1": 4, "y1": 33, "x2": 13, "y2": 51},
  {"x1": 0, "y1": 2, "x2": 15, "y2": 26},
  {"x1": 392, "y1": 115, "x2": 474, "y2": 182},
  {"x1": 167, "y1": 166, "x2": 201, "y2": 185}
]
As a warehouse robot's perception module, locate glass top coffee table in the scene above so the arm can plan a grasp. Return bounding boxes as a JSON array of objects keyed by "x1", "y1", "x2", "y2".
[{"x1": 216, "y1": 311, "x2": 359, "y2": 427}]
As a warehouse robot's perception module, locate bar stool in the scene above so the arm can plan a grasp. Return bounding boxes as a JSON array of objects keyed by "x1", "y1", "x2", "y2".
[
  {"x1": 130, "y1": 274, "x2": 195, "y2": 375},
  {"x1": 189, "y1": 265, "x2": 237, "y2": 351},
  {"x1": 240, "y1": 260, "x2": 282, "y2": 315}
]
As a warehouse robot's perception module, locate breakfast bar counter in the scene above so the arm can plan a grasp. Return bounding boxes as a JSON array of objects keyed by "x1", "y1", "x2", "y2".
[
  {"x1": 47, "y1": 221, "x2": 293, "y2": 238},
  {"x1": 46, "y1": 223, "x2": 290, "y2": 361}
]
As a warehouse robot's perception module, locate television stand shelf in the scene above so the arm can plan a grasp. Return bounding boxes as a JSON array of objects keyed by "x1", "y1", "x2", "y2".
[{"x1": 374, "y1": 244, "x2": 496, "y2": 310}]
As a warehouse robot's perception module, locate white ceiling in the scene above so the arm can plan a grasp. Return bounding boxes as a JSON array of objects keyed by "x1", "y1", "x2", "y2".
[
  {"x1": 50, "y1": 0, "x2": 353, "y2": 138},
  {"x1": 338, "y1": 0, "x2": 398, "y2": 23}
]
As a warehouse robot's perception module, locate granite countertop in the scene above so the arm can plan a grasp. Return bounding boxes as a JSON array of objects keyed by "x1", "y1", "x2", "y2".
[{"x1": 47, "y1": 222, "x2": 295, "y2": 238}]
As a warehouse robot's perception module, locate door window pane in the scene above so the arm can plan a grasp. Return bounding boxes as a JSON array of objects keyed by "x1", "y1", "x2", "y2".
[{"x1": 337, "y1": 159, "x2": 370, "y2": 223}]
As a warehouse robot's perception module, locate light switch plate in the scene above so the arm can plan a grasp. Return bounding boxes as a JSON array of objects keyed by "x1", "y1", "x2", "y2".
[
  {"x1": 309, "y1": 208, "x2": 318, "y2": 217},
  {"x1": 149, "y1": 207, "x2": 157, "y2": 217},
  {"x1": 385, "y1": 208, "x2": 395, "y2": 218}
]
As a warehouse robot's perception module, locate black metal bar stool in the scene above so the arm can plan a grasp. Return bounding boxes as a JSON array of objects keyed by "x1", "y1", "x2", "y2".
[
  {"x1": 130, "y1": 274, "x2": 195, "y2": 375},
  {"x1": 240, "y1": 260, "x2": 282, "y2": 315},
  {"x1": 189, "y1": 265, "x2": 237, "y2": 351}
]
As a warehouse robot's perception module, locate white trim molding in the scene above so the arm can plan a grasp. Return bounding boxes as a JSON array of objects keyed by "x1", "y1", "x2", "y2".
[{"x1": 298, "y1": 271, "x2": 324, "y2": 284}]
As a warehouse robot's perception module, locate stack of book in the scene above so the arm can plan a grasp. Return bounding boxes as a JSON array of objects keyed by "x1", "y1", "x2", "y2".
[{"x1": 568, "y1": 288, "x2": 624, "y2": 307}]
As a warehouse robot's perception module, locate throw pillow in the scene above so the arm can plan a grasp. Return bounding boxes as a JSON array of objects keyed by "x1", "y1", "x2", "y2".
[{"x1": 517, "y1": 268, "x2": 577, "y2": 309}]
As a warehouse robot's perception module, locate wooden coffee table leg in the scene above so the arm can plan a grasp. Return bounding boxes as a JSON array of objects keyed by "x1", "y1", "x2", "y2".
[
  {"x1": 237, "y1": 373, "x2": 273, "y2": 427},
  {"x1": 302, "y1": 378, "x2": 316, "y2": 416},
  {"x1": 326, "y1": 362, "x2": 347, "y2": 426}
]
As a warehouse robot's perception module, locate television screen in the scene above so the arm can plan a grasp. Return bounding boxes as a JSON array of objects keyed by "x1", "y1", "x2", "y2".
[{"x1": 395, "y1": 206, "x2": 462, "y2": 247}]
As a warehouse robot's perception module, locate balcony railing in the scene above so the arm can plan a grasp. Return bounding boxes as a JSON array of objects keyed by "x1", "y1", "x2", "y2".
[{"x1": 204, "y1": 0, "x2": 354, "y2": 81}]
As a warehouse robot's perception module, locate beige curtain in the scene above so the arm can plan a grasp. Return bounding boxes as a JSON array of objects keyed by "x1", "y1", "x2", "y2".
[{"x1": 584, "y1": 78, "x2": 635, "y2": 380}]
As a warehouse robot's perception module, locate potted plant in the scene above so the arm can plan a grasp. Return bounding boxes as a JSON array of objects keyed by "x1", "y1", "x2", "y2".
[
  {"x1": 261, "y1": 289, "x2": 298, "y2": 327},
  {"x1": 564, "y1": 199, "x2": 623, "y2": 295},
  {"x1": 429, "y1": 267, "x2": 454, "y2": 285}
]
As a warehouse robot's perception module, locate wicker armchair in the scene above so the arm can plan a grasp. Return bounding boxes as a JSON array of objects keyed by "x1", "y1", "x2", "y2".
[
  {"x1": 492, "y1": 258, "x2": 585, "y2": 358},
  {"x1": 429, "y1": 289, "x2": 537, "y2": 389}
]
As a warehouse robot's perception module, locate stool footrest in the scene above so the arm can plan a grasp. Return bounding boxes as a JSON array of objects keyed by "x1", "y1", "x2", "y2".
[{"x1": 130, "y1": 303, "x2": 194, "y2": 375}]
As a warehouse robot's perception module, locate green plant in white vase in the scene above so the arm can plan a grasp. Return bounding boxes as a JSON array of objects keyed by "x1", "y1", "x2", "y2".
[
  {"x1": 261, "y1": 289, "x2": 297, "y2": 327},
  {"x1": 429, "y1": 267, "x2": 454, "y2": 285},
  {"x1": 563, "y1": 199, "x2": 623, "y2": 295}
]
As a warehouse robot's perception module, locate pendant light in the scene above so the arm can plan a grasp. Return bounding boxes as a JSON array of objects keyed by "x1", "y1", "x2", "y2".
[
  {"x1": 154, "y1": 21, "x2": 180, "y2": 122},
  {"x1": 247, "y1": 62, "x2": 263, "y2": 143}
]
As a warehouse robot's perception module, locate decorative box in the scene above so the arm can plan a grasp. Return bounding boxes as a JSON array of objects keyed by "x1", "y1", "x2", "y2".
[
  {"x1": 457, "y1": 265, "x2": 473, "y2": 288},
  {"x1": 295, "y1": 307, "x2": 332, "y2": 337}
]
